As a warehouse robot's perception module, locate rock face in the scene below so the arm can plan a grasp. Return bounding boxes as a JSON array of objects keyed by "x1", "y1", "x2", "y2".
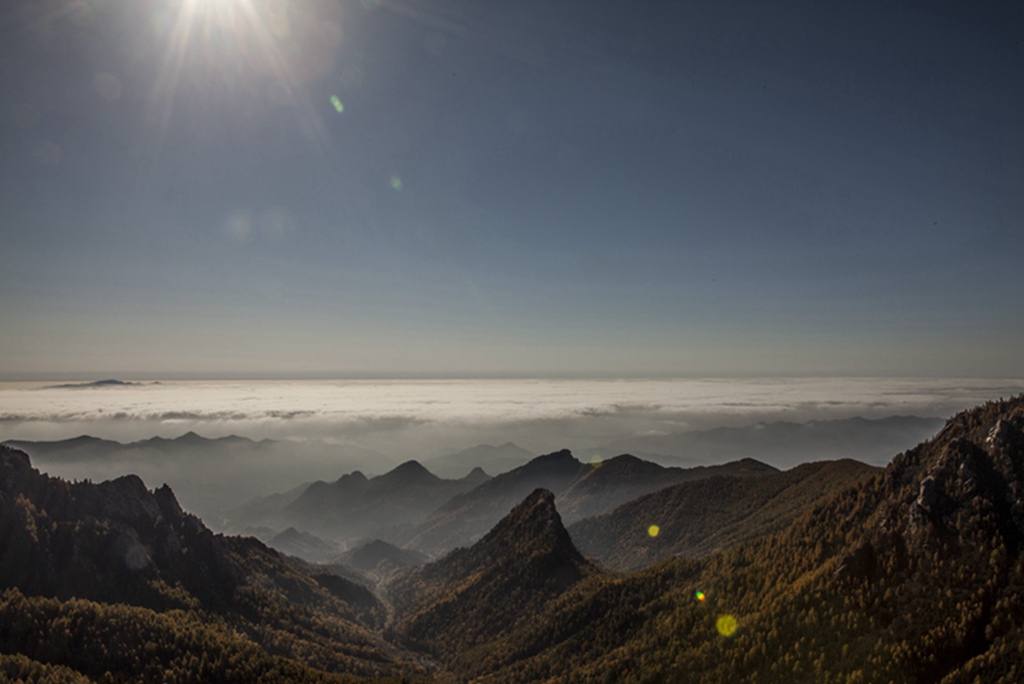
[
  {"x1": 822, "y1": 396, "x2": 1024, "y2": 682},
  {"x1": 386, "y1": 488, "x2": 596, "y2": 664},
  {"x1": 0, "y1": 444, "x2": 380, "y2": 621},
  {"x1": 870, "y1": 398, "x2": 1024, "y2": 552}
]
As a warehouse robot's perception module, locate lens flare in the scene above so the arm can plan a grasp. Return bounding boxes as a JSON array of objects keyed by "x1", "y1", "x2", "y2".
[
  {"x1": 390, "y1": 176, "x2": 403, "y2": 191},
  {"x1": 647, "y1": 524, "x2": 660, "y2": 538},
  {"x1": 716, "y1": 614, "x2": 738, "y2": 637},
  {"x1": 695, "y1": 591, "x2": 706, "y2": 602},
  {"x1": 330, "y1": 95, "x2": 344, "y2": 113}
]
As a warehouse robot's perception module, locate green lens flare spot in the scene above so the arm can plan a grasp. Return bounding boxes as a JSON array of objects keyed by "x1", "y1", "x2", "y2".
[
  {"x1": 647, "y1": 525, "x2": 660, "y2": 538},
  {"x1": 330, "y1": 95, "x2": 344, "y2": 113}
]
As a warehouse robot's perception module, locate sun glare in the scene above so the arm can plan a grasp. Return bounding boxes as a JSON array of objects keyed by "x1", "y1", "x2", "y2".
[{"x1": 147, "y1": 0, "x2": 342, "y2": 154}]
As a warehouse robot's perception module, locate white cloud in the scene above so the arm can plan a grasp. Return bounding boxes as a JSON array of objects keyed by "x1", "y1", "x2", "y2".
[{"x1": 1, "y1": 377, "x2": 1021, "y2": 449}]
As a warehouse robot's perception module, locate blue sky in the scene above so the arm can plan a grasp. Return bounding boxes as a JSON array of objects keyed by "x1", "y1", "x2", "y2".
[{"x1": 1, "y1": 0, "x2": 1022, "y2": 379}]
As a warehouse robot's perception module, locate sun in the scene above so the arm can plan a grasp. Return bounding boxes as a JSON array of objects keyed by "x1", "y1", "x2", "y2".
[{"x1": 147, "y1": 0, "x2": 343, "y2": 149}]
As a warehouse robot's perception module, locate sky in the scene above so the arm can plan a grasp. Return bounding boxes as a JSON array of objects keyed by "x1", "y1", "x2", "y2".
[{"x1": 1, "y1": 0, "x2": 1022, "y2": 379}]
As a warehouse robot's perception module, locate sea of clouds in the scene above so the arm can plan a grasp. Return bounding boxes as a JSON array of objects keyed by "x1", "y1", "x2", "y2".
[
  {"x1": 3, "y1": 377, "x2": 1021, "y2": 520},
  {"x1": 2, "y1": 377, "x2": 1021, "y2": 458}
]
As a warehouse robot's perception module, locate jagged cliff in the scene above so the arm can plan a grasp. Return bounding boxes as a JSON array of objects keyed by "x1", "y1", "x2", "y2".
[{"x1": 0, "y1": 444, "x2": 415, "y2": 680}]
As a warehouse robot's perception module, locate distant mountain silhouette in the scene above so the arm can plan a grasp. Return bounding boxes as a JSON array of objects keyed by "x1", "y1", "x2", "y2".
[
  {"x1": 232, "y1": 459, "x2": 492, "y2": 549},
  {"x1": 425, "y1": 442, "x2": 534, "y2": 478},
  {"x1": 4, "y1": 433, "x2": 395, "y2": 523},
  {"x1": 593, "y1": 414, "x2": 945, "y2": 468},
  {"x1": 42, "y1": 379, "x2": 143, "y2": 389},
  {"x1": 403, "y1": 449, "x2": 777, "y2": 556},
  {"x1": 266, "y1": 527, "x2": 343, "y2": 563},
  {"x1": 386, "y1": 488, "x2": 596, "y2": 665}
]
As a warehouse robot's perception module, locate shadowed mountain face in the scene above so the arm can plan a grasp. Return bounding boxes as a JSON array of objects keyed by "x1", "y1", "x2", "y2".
[
  {"x1": 402, "y1": 450, "x2": 777, "y2": 557},
  {"x1": 569, "y1": 458, "x2": 879, "y2": 570},
  {"x1": 0, "y1": 444, "x2": 413, "y2": 679},
  {"x1": 3, "y1": 433, "x2": 394, "y2": 524},
  {"x1": 439, "y1": 396, "x2": 1024, "y2": 683},
  {"x1": 386, "y1": 488, "x2": 596, "y2": 666}
]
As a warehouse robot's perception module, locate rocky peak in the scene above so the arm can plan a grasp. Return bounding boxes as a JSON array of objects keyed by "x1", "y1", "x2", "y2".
[
  {"x1": 154, "y1": 483, "x2": 185, "y2": 521},
  {"x1": 876, "y1": 395, "x2": 1024, "y2": 550},
  {"x1": 0, "y1": 444, "x2": 31, "y2": 469},
  {"x1": 479, "y1": 488, "x2": 584, "y2": 565}
]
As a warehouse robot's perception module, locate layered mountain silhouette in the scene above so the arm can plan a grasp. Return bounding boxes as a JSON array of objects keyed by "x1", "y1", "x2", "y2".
[
  {"x1": 424, "y1": 442, "x2": 535, "y2": 478},
  {"x1": 4, "y1": 433, "x2": 395, "y2": 523},
  {"x1": 592, "y1": 414, "x2": 945, "y2": 468},
  {"x1": 402, "y1": 449, "x2": 777, "y2": 556},
  {"x1": 266, "y1": 526, "x2": 344, "y2": 563},
  {"x1": 230, "y1": 460, "x2": 491, "y2": 546}
]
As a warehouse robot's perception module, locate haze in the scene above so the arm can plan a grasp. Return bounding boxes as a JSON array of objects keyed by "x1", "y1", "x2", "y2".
[{"x1": 4, "y1": 375, "x2": 1021, "y2": 451}]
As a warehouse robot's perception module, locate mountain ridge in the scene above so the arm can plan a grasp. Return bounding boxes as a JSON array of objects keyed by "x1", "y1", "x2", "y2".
[{"x1": 0, "y1": 443, "x2": 416, "y2": 679}]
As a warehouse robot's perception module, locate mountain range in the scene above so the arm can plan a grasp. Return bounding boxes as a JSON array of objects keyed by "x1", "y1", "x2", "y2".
[
  {"x1": 225, "y1": 460, "x2": 491, "y2": 547},
  {"x1": 1, "y1": 397, "x2": 1022, "y2": 681},
  {"x1": 3, "y1": 432, "x2": 396, "y2": 523},
  {"x1": 0, "y1": 443, "x2": 422, "y2": 681},
  {"x1": 589, "y1": 414, "x2": 945, "y2": 468},
  {"x1": 402, "y1": 450, "x2": 778, "y2": 557},
  {"x1": 387, "y1": 396, "x2": 1024, "y2": 682}
]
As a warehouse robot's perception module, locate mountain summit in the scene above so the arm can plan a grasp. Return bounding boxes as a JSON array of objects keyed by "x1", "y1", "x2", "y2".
[{"x1": 386, "y1": 488, "x2": 595, "y2": 665}]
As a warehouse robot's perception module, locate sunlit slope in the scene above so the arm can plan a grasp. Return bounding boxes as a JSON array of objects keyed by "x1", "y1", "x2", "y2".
[{"x1": 569, "y1": 458, "x2": 878, "y2": 570}]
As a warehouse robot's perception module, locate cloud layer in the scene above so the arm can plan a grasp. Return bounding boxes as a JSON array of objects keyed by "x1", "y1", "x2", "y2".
[{"x1": 2, "y1": 377, "x2": 1021, "y2": 453}]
